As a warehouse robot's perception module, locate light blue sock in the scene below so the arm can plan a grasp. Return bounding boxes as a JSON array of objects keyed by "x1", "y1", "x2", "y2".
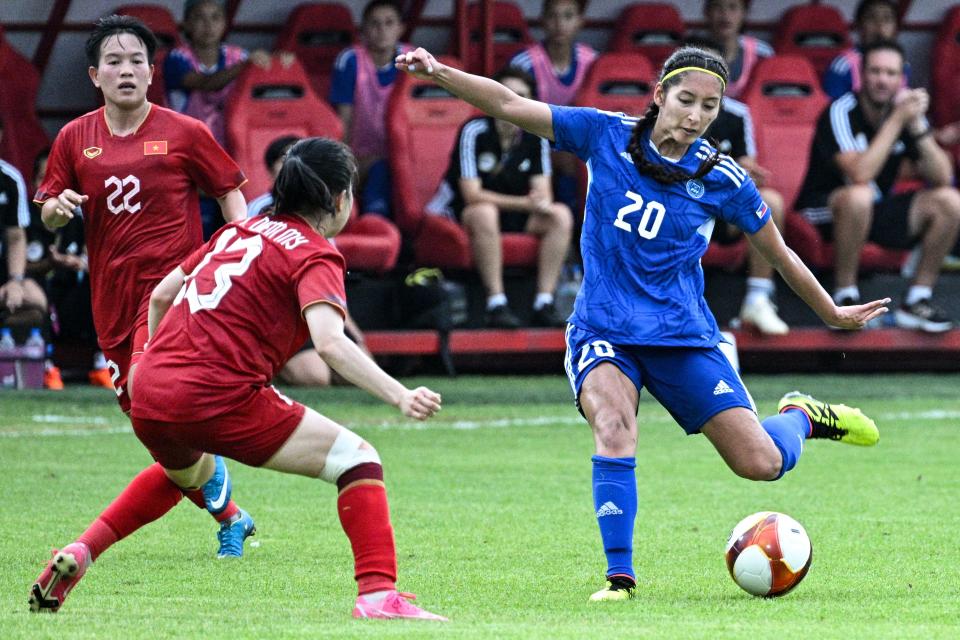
[
  {"x1": 592, "y1": 455, "x2": 637, "y2": 581},
  {"x1": 761, "y1": 409, "x2": 810, "y2": 480}
]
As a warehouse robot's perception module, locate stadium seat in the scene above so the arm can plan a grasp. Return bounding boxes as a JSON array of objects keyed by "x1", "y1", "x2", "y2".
[
  {"x1": 573, "y1": 52, "x2": 655, "y2": 117},
  {"x1": 336, "y1": 207, "x2": 402, "y2": 274},
  {"x1": 453, "y1": 1, "x2": 533, "y2": 74},
  {"x1": 931, "y1": 6, "x2": 960, "y2": 164},
  {"x1": 742, "y1": 55, "x2": 904, "y2": 271},
  {"x1": 608, "y1": 3, "x2": 686, "y2": 71},
  {"x1": 0, "y1": 24, "x2": 48, "y2": 185},
  {"x1": 114, "y1": 4, "x2": 183, "y2": 107},
  {"x1": 773, "y1": 4, "x2": 851, "y2": 78},
  {"x1": 224, "y1": 56, "x2": 342, "y2": 199},
  {"x1": 386, "y1": 57, "x2": 540, "y2": 270},
  {"x1": 274, "y1": 3, "x2": 358, "y2": 101}
]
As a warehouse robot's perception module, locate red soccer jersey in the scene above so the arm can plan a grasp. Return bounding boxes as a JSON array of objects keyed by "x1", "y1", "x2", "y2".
[
  {"x1": 131, "y1": 214, "x2": 347, "y2": 422},
  {"x1": 35, "y1": 105, "x2": 246, "y2": 349}
]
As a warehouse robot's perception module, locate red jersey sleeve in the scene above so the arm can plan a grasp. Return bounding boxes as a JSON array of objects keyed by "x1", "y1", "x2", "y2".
[
  {"x1": 34, "y1": 127, "x2": 76, "y2": 203},
  {"x1": 183, "y1": 119, "x2": 246, "y2": 197},
  {"x1": 297, "y1": 251, "x2": 347, "y2": 319}
]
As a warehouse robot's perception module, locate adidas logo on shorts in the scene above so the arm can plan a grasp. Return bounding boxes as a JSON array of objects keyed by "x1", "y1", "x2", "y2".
[
  {"x1": 596, "y1": 501, "x2": 624, "y2": 518},
  {"x1": 713, "y1": 380, "x2": 734, "y2": 395}
]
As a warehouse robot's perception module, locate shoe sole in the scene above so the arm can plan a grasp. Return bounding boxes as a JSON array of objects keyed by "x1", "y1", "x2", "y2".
[
  {"x1": 893, "y1": 310, "x2": 953, "y2": 333},
  {"x1": 29, "y1": 551, "x2": 81, "y2": 613}
]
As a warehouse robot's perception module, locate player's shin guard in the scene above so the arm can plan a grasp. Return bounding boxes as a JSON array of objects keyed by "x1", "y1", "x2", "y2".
[
  {"x1": 336, "y1": 463, "x2": 398, "y2": 595},
  {"x1": 760, "y1": 410, "x2": 809, "y2": 479},
  {"x1": 77, "y1": 463, "x2": 184, "y2": 560},
  {"x1": 592, "y1": 455, "x2": 637, "y2": 582}
]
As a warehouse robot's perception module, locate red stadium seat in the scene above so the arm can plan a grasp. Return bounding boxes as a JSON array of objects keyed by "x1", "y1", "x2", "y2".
[
  {"x1": 608, "y1": 3, "x2": 686, "y2": 72},
  {"x1": 773, "y1": 4, "x2": 851, "y2": 78},
  {"x1": 336, "y1": 208, "x2": 402, "y2": 274},
  {"x1": 0, "y1": 24, "x2": 48, "y2": 185},
  {"x1": 274, "y1": 3, "x2": 358, "y2": 101},
  {"x1": 225, "y1": 56, "x2": 341, "y2": 199},
  {"x1": 453, "y1": 1, "x2": 533, "y2": 74},
  {"x1": 931, "y1": 6, "x2": 960, "y2": 165},
  {"x1": 573, "y1": 52, "x2": 655, "y2": 117},
  {"x1": 743, "y1": 55, "x2": 904, "y2": 272},
  {"x1": 386, "y1": 57, "x2": 539, "y2": 270},
  {"x1": 114, "y1": 4, "x2": 183, "y2": 107}
]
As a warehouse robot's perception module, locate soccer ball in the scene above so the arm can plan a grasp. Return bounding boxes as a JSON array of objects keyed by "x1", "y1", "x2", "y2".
[{"x1": 725, "y1": 511, "x2": 812, "y2": 597}]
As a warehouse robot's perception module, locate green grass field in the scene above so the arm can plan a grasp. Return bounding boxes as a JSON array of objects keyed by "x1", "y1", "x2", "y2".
[{"x1": 2, "y1": 373, "x2": 959, "y2": 639}]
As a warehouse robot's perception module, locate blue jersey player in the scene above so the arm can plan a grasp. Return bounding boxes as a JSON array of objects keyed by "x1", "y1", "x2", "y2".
[{"x1": 398, "y1": 45, "x2": 889, "y2": 601}]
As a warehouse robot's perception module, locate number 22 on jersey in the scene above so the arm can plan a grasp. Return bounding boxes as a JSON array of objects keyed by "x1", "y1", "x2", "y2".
[{"x1": 175, "y1": 227, "x2": 264, "y2": 313}]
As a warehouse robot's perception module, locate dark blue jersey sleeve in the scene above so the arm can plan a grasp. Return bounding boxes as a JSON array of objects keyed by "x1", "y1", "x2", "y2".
[{"x1": 549, "y1": 105, "x2": 606, "y2": 162}]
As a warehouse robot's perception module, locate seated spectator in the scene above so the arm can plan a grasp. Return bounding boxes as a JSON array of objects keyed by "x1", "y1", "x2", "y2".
[
  {"x1": 329, "y1": 0, "x2": 411, "y2": 219},
  {"x1": 426, "y1": 69, "x2": 573, "y2": 328},
  {"x1": 247, "y1": 134, "x2": 371, "y2": 386},
  {"x1": 701, "y1": 0, "x2": 772, "y2": 99},
  {"x1": 795, "y1": 41, "x2": 960, "y2": 333},
  {"x1": 164, "y1": 0, "x2": 271, "y2": 146},
  {"x1": 509, "y1": 0, "x2": 597, "y2": 215},
  {"x1": 29, "y1": 149, "x2": 111, "y2": 388},
  {"x1": 822, "y1": 0, "x2": 904, "y2": 100},
  {"x1": 690, "y1": 36, "x2": 789, "y2": 334}
]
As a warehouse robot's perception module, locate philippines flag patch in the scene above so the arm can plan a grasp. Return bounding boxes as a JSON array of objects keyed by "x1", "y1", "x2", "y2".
[{"x1": 755, "y1": 201, "x2": 769, "y2": 219}]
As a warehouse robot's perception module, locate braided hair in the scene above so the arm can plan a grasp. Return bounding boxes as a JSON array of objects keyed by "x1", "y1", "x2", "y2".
[
  {"x1": 271, "y1": 138, "x2": 357, "y2": 222},
  {"x1": 625, "y1": 46, "x2": 729, "y2": 184}
]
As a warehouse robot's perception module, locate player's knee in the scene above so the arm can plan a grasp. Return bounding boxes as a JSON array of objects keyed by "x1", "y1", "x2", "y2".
[
  {"x1": 832, "y1": 185, "x2": 874, "y2": 218},
  {"x1": 319, "y1": 428, "x2": 381, "y2": 484},
  {"x1": 929, "y1": 187, "x2": 960, "y2": 225},
  {"x1": 463, "y1": 202, "x2": 499, "y2": 233},
  {"x1": 730, "y1": 450, "x2": 781, "y2": 481},
  {"x1": 549, "y1": 202, "x2": 573, "y2": 233},
  {"x1": 591, "y1": 409, "x2": 637, "y2": 452}
]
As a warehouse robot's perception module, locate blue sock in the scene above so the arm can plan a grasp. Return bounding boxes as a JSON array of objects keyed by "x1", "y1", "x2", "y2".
[
  {"x1": 592, "y1": 455, "x2": 637, "y2": 581},
  {"x1": 761, "y1": 409, "x2": 810, "y2": 480}
]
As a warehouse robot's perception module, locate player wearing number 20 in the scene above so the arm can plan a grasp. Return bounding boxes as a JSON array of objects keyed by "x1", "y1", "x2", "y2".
[
  {"x1": 32, "y1": 16, "x2": 253, "y2": 561},
  {"x1": 397, "y1": 45, "x2": 888, "y2": 601}
]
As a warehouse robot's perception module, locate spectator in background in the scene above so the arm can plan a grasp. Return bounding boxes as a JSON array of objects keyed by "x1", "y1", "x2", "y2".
[
  {"x1": 1, "y1": 117, "x2": 48, "y2": 329},
  {"x1": 165, "y1": 0, "x2": 271, "y2": 146},
  {"x1": 701, "y1": 0, "x2": 772, "y2": 99},
  {"x1": 426, "y1": 68, "x2": 572, "y2": 328},
  {"x1": 823, "y1": 0, "x2": 903, "y2": 100},
  {"x1": 795, "y1": 41, "x2": 960, "y2": 333},
  {"x1": 689, "y1": 36, "x2": 789, "y2": 334},
  {"x1": 329, "y1": 0, "x2": 412, "y2": 219},
  {"x1": 248, "y1": 134, "x2": 371, "y2": 387},
  {"x1": 509, "y1": 0, "x2": 597, "y2": 217}
]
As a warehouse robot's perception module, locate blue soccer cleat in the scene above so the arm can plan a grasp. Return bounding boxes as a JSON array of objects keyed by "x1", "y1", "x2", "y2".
[
  {"x1": 202, "y1": 455, "x2": 233, "y2": 516},
  {"x1": 217, "y1": 509, "x2": 256, "y2": 559}
]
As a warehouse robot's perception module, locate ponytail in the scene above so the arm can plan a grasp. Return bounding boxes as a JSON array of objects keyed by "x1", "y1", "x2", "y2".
[{"x1": 271, "y1": 138, "x2": 357, "y2": 219}]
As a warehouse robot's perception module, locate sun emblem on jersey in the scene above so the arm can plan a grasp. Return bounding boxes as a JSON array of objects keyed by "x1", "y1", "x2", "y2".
[
  {"x1": 686, "y1": 179, "x2": 705, "y2": 199},
  {"x1": 83, "y1": 147, "x2": 102, "y2": 159}
]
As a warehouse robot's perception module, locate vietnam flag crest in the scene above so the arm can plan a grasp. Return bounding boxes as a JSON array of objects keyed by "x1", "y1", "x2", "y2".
[{"x1": 144, "y1": 140, "x2": 168, "y2": 155}]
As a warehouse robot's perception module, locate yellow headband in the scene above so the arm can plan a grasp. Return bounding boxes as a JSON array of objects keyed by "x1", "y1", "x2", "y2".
[{"x1": 660, "y1": 66, "x2": 726, "y2": 91}]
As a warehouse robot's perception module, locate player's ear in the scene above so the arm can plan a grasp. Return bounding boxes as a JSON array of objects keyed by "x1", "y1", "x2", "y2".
[
  {"x1": 653, "y1": 83, "x2": 665, "y2": 108},
  {"x1": 88, "y1": 66, "x2": 101, "y2": 88},
  {"x1": 148, "y1": 63, "x2": 154, "y2": 86}
]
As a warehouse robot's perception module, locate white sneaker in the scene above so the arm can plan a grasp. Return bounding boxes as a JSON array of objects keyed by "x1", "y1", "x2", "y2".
[{"x1": 739, "y1": 297, "x2": 789, "y2": 335}]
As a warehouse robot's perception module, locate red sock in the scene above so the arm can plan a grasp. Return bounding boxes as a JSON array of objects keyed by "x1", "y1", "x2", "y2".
[
  {"x1": 336, "y1": 464, "x2": 397, "y2": 595},
  {"x1": 77, "y1": 463, "x2": 183, "y2": 560},
  {"x1": 181, "y1": 488, "x2": 240, "y2": 523}
]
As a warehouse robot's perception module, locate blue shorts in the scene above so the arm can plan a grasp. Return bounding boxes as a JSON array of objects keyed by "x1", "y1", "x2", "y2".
[{"x1": 563, "y1": 323, "x2": 756, "y2": 434}]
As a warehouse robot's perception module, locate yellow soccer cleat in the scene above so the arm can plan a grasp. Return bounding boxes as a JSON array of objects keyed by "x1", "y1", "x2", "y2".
[
  {"x1": 778, "y1": 392, "x2": 879, "y2": 446},
  {"x1": 589, "y1": 577, "x2": 636, "y2": 602}
]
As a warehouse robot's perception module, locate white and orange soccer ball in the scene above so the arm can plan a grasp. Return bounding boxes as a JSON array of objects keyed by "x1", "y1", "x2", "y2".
[{"x1": 725, "y1": 511, "x2": 812, "y2": 597}]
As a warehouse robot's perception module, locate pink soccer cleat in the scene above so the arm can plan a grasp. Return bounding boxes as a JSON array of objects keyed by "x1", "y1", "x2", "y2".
[
  {"x1": 352, "y1": 591, "x2": 448, "y2": 621},
  {"x1": 29, "y1": 542, "x2": 91, "y2": 613}
]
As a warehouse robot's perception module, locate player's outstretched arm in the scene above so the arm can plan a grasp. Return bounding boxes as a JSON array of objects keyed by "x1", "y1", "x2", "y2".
[
  {"x1": 306, "y1": 303, "x2": 441, "y2": 420},
  {"x1": 396, "y1": 47, "x2": 554, "y2": 141},
  {"x1": 217, "y1": 188, "x2": 248, "y2": 223},
  {"x1": 148, "y1": 267, "x2": 187, "y2": 337},
  {"x1": 746, "y1": 221, "x2": 890, "y2": 330}
]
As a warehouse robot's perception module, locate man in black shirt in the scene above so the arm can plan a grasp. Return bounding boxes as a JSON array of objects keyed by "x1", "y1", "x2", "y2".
[
  {"x1": 795, "y1": 40, "x2": 960, "y2": 332},
  {"x1": 427, "y1": 68, "x2": 573, "y2": 328}
]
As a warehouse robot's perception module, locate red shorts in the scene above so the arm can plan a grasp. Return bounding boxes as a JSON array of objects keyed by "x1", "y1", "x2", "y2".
[
  {"x1": 102, "y1": 322, "x2": 150, "y2": 413},
  {"x1": 131, "y1": 385, "x2": 306, "y2": 469}
]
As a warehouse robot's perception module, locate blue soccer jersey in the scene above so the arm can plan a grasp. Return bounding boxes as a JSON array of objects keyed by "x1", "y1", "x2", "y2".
[{"x1": 550, "y1": 105, "x2": 770, "y2": 346}]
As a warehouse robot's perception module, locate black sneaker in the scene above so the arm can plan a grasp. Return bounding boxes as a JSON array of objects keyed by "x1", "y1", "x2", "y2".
[
  {"x1": 531, "y1": 303, "x2": 567, "y2": 328},
  {"x1": 485, "y1": 304, "x2": 522, "y2": 329},
  {"x1": 894, "y1": 298, "x2": 953, "y2": 333}
]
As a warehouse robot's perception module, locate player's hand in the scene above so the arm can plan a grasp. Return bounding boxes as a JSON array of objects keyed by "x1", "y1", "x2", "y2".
[
  {"x1": 0, "y1": 280, "x2": 24, "y2": 312},
  {"x1": 49, "y1": 190, "x2": 88, "y2": 228},
  {"x1": 399, "y1": 386, "x2": 442, "y2": 421},
  {"x1": 893, "y1": 89, "x2": 928, "y2": 125},
  {"x1": 827, "y1": 297, "x2": 890, "y2": 330},
  {"x1": 396, "y1": 48, "x2": 442, "y2": 80}
]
